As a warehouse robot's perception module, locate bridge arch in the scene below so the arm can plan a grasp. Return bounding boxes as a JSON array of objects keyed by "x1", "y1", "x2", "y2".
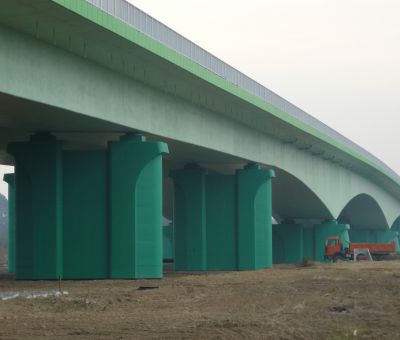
[
  {"x1": 272, "y1": 167, "x2": 334, "y2": 265},
  {"x1": 337, "y1": 193, "x2": 388, "y2": 230},
  {"x1": 272, "y1": 167, "x2": 333, "y2": 222},
  {"x1": 390, "y1": 216, "x2": 400, "y2": 231}
]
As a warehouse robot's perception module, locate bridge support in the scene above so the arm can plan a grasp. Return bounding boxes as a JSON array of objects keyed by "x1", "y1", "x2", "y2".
[
  {"x1": 314, "y1": 220, "x2": 350, "y2": 261},
  {"x1": 163, "y1": 222, "x2": 174, "y2": 262},
  {"x1": 3, "y1": 173, "x2": 15, "y2": 273},
  {"x1": 206, "y1": 174, "x2": 236, "y2": 270},
  {"x1": 109, "y1": 134, "x2": 168, "y2": 279},
  {"x1": 302, "y1": 226, "x2": 315, "y2": 260},
  {"x1": 237, "y1": 165, "x2": 275, "y2": 269},
  {"x1": 62, "y1": 150, "x2": 108, "y2": 279},
  {"x1": 272, "y1": 223, "x2": 304, "y2": 264},
  {"x1": 170, "y1": 165, "x2": 207, "y2": 271},
  {"x1": 7, "y1": 133, "x2": 168, "y2": 280},
  {"x1": 171, "y1": 164, "x2": 275, "y2": 271},
  {"x1": 8, "y1": 133, "x2": 63, "y2": 279}
]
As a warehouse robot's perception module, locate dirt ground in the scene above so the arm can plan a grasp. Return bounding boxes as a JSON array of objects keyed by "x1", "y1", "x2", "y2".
[{"x1": 0, "y1": 261, "x2": 400, "y2": 339}]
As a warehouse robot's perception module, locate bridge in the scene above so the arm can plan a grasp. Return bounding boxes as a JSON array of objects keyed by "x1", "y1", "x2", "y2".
[{"x1": 1, "y1": 0, "x2": 399, "y2": 279}]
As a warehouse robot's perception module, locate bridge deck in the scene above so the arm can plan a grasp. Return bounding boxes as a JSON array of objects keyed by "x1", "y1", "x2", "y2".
[{"x1": 85, "y1": 0, "x2": 398, "y2": 181}]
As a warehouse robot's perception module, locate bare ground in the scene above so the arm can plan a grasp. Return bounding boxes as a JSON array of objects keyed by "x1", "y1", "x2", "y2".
[{"x1": 0, "y1": 261, "x2": 400, "y2": 339}]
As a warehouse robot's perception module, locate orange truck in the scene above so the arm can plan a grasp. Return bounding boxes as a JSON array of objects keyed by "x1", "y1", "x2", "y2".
[{"x1": 325, "y1": 236, "x2": 396, "y2": 261}]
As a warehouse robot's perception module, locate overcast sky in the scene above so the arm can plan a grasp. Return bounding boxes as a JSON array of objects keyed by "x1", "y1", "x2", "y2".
[
  {"x1": 1, "y1": 0, "x2": 400, "y2": 197},
  {"x1": 128, "y1": 0, "x2": 400, "y2": 166}
]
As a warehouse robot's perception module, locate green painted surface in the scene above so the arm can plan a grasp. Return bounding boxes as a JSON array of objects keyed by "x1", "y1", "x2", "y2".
[
  {"x1": 0, "y1": 0, "x2": 399, "y2": 277},
  {"x1": 272, "y1": 230, "x2": 285, "y2": 264},
  {"x1": 7, "y1": 133, "x2": 168, "y2": 280},
  {"x1": 63, "y1": 151, "x2": 107, "y2": 279},
  {"x1": 377, "y1": 231, "x2": 400, "y2": 252},
  {"x1": 349, "y1": 229, "x2": 400, "y2": 252},
  {"x1": 48, "y1": 0, "x2": 400, "y2": 194},
  {"x1": 302, "y1": 227, "x2": 315, "y2": 260},
  {"x1": 206, "y1": 175, "x2": 236, "y2": 270},
  {"x1": 272, "y1": 224, "x2": 304, "y2": 264},
  {"x1": 349, "y1": 230, "x2": 377, "y2": 243},
  {"x1": 0, "y1": 18, "x2": 399, "y2": 226},
  {"x1": 163, "y1": 223, "x2": 174, "y2": 260},
  {"x1": 7, "y1": 134, "x2": 63, "y2": 280},
  {"x1": 109, "y1": 134, "x2": 168, "y2": 279},
  {"x1": 314, "y1": 221, "x2": 350, "y2": 262},
  {"x1": 376, "y1": 230, "x2": 397, "y2": 244},
  {"x1": 3, "y1": 174, "x2": 15, "y2": 273},
  {"x1": 172, "y1": 165, "x2": 274, "y2": 271},
  {"x1": 237, "y1": 165, "x2": 275, "y2": 270},
  {"x1": 170, "y1": 166, "x2": 207, "y2": 271}
]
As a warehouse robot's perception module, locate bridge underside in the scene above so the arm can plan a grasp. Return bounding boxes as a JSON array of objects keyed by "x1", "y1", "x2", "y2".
[
  {"x1": 1, "y1": 93, "x2": 276, "y2": 278},
  {"x1": 3, "y1": 131, "x2": 277, "y2": 278},
  {"x1": 1, "y1": 0, "x2": 399, "y2": 278},
  {"x1": 2, "y1": 93, "x2": 399, "y2": 279}
]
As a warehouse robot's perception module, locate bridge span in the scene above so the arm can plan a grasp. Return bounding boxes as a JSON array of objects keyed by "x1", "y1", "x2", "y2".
[{"x1": 1, "y1": 0, "x2": 399, "y2": 279}]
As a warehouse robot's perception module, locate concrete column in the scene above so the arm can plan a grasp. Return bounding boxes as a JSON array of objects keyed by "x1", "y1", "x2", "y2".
[
  {"x1": 237, "y1": 164, "x2": 275, "y2": 270},
  {"x1": 171, "y1": 169, "x2": 237, "y2": 271},
  {"x1": 62, "y1": 151, "x2": 108, "y2": 279},
  {"x1": 171, "y1": 164, "x2": 275, "y2": 272},
  {"x1": 314, "y1": 220, "x2": 350, "y2": 262},
  {"x1": 205, "y1": 174, "x2": 236, "y2": 270},
  {"x1": 170, "y1": 165, "x2": 207, "y2": 271},
  {"x1": 162, "y1": 222, "x2": 174, "y2": 262},
  {"x1": 302, "y1": 226, "x2": 315, "y2": 260},
  {"x1": 109, "y1": 134, "x2": 168, "y2": 279},
  {"x1": 395, "y1": 233, "x2": 400, "y2": 252},
  {"x1": 7, "y1": 133, "x2": 63, "y2": 279},
  {"x1": 3, "y1": 173, "x2": 15, "y2": 273},
  {"x1": 273, "y1": 223, "x2": 304, "y2": 264}
]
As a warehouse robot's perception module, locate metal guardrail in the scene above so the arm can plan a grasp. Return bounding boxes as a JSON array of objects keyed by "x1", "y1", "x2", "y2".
[{"x1": 86, "y1": 0, "x2": 398, "y2": 179}]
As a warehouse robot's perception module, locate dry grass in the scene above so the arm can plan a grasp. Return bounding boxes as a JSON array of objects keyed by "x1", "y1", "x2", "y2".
[{"x1": 0, "y1": 261, "x2": 400, "y2": 339}]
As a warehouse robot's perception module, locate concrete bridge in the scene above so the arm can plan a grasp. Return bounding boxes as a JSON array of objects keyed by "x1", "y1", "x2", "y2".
[{"x1": 1, "y1": 0, "x2": 399, "y2": 279}]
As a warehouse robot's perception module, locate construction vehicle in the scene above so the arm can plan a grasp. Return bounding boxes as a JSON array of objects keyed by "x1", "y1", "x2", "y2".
[{"x1": 325, "y1": 236, "x2": 396, "y2": 261}]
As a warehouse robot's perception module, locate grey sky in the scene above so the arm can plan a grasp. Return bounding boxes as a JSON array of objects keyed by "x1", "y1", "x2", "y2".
[
  {"x1": 1, "y1": 0, "x2": 399, "y2": 197},
  {"x1": 127, "y1": 0, "x2": 400, "y2": 169}
]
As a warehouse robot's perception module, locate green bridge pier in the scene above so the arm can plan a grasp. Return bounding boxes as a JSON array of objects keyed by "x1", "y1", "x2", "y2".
[
  {"x1": 171, "y1": 164, "x2": 275, "y2": 271},
  {"x1": 2, "y1": 133, "x2": 400, "y2": 280},
  {"x1": 5, "y1": 133, "x2": 168, "y2": 280}
]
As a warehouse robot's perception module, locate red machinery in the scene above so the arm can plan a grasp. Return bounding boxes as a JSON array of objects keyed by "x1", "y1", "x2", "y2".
[{"x1": 325, "y1": 236, "x2": 396, "y2": 261}]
